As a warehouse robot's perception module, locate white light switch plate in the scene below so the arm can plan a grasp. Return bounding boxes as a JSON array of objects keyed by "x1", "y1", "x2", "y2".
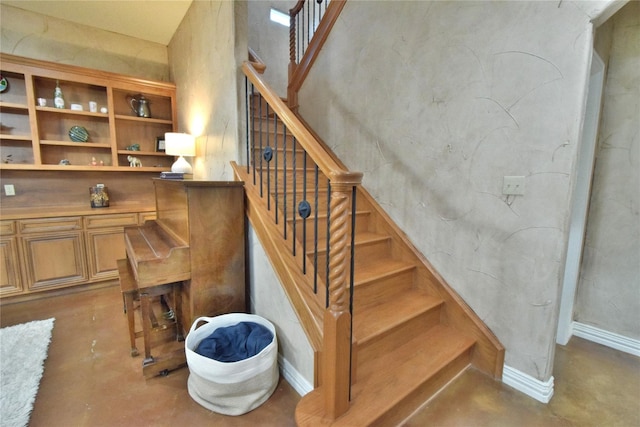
[
  {"x1": 503, "y1": 176, "x2": 525, "y2": 195},
  {"x1": 4, "y1": 184, "x2": 16, "y2": 196}
]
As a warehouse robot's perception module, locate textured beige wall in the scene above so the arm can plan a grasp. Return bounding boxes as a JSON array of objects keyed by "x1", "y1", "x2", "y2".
[
  {"x1": 169, "y1": 0, "x2": 314, "y2": 387},
  {"x1": 576, "y1": 1, "x2": 639, "y2": 339},
  {"x1": 248, "y1": 1, "x2": 294, "y2": 97},
  {"x1": 298, "y1": 0, "x2": 608, "y2": 381},
  {"x1": 168, "y1": 0, "x2": 243, "y2": 180},
  {"x1": 0, "y1": 4, "x2": 168, "y2": 80}
]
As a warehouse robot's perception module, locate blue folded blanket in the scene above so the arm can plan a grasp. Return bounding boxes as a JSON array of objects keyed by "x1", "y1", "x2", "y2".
[{"x1": 195, "y1": 321, "x2": 274, "y2": 362}]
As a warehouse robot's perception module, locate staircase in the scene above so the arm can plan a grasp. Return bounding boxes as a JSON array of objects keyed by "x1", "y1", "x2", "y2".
[
  {"x1": 231, "y1": 77, "x2": 504, "y2": 425},
  {"x1": 234, "y1": 2, "x2": 502, "y2": 423}
]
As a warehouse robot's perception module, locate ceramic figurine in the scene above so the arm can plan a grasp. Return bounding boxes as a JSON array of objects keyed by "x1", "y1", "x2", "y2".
[
  {"x1": 127, "y1": 155, "x2": 142, "y2": 167},
  {"x1": 125, "y1": 143, "x2": 140, "y2": 151}
]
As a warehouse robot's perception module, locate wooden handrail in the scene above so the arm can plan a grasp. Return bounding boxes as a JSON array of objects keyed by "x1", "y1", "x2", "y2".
[
  {"x1": 248, "y1": 47, "x2": 266, "y2": 74},
  {"x1": 243, "y1": 59, "x2": 361, "y2": 419},
  {"x1": 243, "y1": 61, "x2": 361, "y2": 187}
]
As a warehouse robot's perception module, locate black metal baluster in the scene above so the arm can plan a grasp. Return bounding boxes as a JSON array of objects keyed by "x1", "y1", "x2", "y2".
[
  {"x1": 298, "y1": 13, "x2": 302, "y2": 63},
  {"x1": 292, "y1": 137, "x2": 297, "y2": 256},
  {"x1": 245, "y1": 77, "x2": 250, "y2": 175},
  {"x1": 325, "y1": 181, "x2": 331, "y2": 308},
  {"x1": 266, "y1": 103, "x2": 271, "y2": 210},
  {"x1": 283, "y1": 126, "x2": 288, "y2": 240},
  {"x1": 273, "y1": 111, "x2": 279, "y2": 224},
  {"x1": 306, "y1": 0, "x2": 310, "y2": 50},
  {"x1": 301, "y1": 151, "x2": 308, "y2": 274},
  {"x1": 313, "y1": 165, "x2": 319, "y2": 294},
  {"x1": 258, "y1": 93, "x2": 264, "y2": 197},
  {"x1": 349, "y1": 185, "x2": 357, "y2": 401},
  {"x1": 349, "y1": 186, "x2": 357, "y2": 315}
]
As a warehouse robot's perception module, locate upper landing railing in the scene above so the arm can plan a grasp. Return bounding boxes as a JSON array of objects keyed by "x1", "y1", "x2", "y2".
[{"x1": 287, "y1": 0, "x2": 347, "y2": 109}]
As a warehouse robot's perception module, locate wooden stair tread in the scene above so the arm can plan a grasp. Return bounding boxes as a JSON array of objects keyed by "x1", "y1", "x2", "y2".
[
  {"x1": 348, "y1": 326, "x2": 474, "y2": 424},
  {"x1": 296, "y1": 325, "x2": 475, "y2": 426},
  {"x1": 285, "y1": 209, "x2": 370, "y2": 223},
  {"x1": 353, "y1": 258, "x2": 415, "y2": 285},
  {"x1": 356, "y1": 324, "x2": 474, "y2": 384},
  {"x1": 353, "y1": 290, "x2": 442, "y2": 343},
  {"x1": 310, "y1": 231, "x2": 390, "y2": 257}
]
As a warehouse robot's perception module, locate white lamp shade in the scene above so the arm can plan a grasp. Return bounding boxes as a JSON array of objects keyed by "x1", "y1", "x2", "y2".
[
  {"x1": 165, "y1": 132, "x2": 196, "y2": 156},
  {"x1": 165, "y1": 132, "x2": 195, "y2": 174}
]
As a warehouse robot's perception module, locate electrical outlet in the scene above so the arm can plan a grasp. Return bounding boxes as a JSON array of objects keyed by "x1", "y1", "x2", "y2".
[
  {"x1": 502, "y1": 176, "x2": 525, "y2": 195},
  {"x1": 4, "y1": 184, "x2": 16, "y2": 196}
]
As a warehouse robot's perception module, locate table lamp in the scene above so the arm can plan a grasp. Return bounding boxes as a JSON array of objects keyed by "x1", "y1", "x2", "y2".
[{"x1": 165, "y1": 132, "x2": 195, "y2": 174}]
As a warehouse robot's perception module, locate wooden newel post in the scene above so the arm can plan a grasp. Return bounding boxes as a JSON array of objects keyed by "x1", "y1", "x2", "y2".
[
  {"x1": 287, "y1": 1, "x2": 302, "y2": 110},
  {"x1": 323, "y1": 181, "x2": 353, "y2": 419}
]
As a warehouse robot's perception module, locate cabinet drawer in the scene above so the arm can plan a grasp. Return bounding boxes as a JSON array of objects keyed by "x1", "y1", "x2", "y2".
[
  {"x1": 19, "y1": 217, "x2": 82, "y2": 234},
  {"x1": 85, "y1": 213, "x2": 138, "y2": 229},
  {"x1": 0, "y1": 221, "x2": 16, "y2": 236}
]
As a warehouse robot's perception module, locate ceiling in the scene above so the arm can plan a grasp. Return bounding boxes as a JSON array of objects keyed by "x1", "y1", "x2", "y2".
[{"x1": 3, "y1": 0, "x2": 193, "y2": 45}]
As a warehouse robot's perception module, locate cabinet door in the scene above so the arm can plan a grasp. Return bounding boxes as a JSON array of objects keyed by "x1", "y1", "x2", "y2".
[
  {"x1": 21, "y1": 231, "x2": 87, "y2": 291},
  {"x1": 85, "y1": 228, "x2": 126, "y2": 281},
  {"x1": 84, "y1": 213, "x2": 137, "y2": 281},
  {"x1": 0, "y1": 236, "x2": 23, "y2": 296}
]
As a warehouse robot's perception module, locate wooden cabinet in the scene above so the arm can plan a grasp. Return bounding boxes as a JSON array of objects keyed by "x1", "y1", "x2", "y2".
[
  {"x1": 0, "y1": 209, "x2": 153, "y2": 301},
  {"x1": 85, "y1": 213, "x2": 139, "y2": 281},
  {"x1": 21, "y1": 233, "x2": 88, "y2": 291},
  {"x1": 0, "y1": 53, "x2": 176, "y2": 171},
  {"x1": 0, "y1": 221, "x2": 22, "y2": 296}
]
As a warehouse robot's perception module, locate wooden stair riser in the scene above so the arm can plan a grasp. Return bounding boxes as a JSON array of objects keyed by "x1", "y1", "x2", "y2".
[
  {"x1": 355, "y1": 306, "x2": 443, "y2": 371},
  {"x1": 250, "y1": 94, "x2": 283, "y2": 118},
  {"x1": 250, "y1": 148, "x2": 317, "y2": 177},
  {"x1": 296, "y1": 327, "x2": 475, "y2": 427},
  {"x1": 352, "y1": 267, "x2": 415, "y2": 309},
  {"x1": 289, "y1": 211, "x2": 371, "y2": 246},
  {"x1": 251, "y1": 127, "x2": 299, "y2": 148},
  {"x1": 250, "y1": 168, "x2": 328, "y2": 192},
  {"x1": 370, "y1": 349, "x2": 472, "y2": 427},
  {"x1": 310, "y1": 239, "x2": 393, "y2": 284},
  {"x1": 314, "y1": 235, "x2": 392, "y2": 268},
  {"x1": 265, "y1": 191, "x2": 332, "y2": 219}
]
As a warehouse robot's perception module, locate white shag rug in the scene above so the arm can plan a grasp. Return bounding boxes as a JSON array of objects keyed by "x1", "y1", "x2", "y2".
[{"x1": 0, "y1": 318, "x2": 55, "y2": 427}]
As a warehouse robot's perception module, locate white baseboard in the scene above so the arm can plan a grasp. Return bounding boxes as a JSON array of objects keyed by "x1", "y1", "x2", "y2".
[
  {"x1": 502, "y1": 365, "x2": 554, "y2": 404},
  {"x1": 572, "y1": 322, "x2": 640, "y2": 357},
  {"x1": 278, "y1": 354, "x2": 313, "y2": 397}
]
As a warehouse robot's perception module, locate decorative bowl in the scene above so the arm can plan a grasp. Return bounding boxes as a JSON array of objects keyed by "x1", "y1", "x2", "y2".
[{"x1": 69, "y1": 125, "x2": 89, "y2": 142}]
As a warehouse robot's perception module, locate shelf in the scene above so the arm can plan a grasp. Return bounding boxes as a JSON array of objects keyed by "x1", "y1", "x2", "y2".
[
  {"x1": 0, "y1": 163, "x2": 169, "y2": 172},
  {"x1": 114, "y1": 114, "x2": 173, "y2": 125},
  {"x1": 117, "y1": 150, "x2": 170, "y2": 157},
  {"x1": 40, "y1": 140, "x2": 111, "y2": 148},
  {"x1": 1, "y1": 53, "x2": 176, "y2": 172},
  {"x1": 36, "y1": 106, "x2": 110, "y2": 119},
  {"x1": 0, "y1": 134, "x2": 32, "y2": 141},
  {"x1": 0, "y1": 102, "x2": 29, "y2": 111}
]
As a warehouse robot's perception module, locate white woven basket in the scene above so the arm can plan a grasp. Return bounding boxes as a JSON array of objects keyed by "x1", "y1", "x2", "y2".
[{"x1": 185, "y1": 313, "x2": 279, "y2": 416}]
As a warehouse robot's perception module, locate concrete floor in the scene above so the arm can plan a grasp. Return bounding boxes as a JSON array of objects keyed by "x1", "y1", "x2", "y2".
[{"x1": 1, "y1": 285, "x2": 638, "y2": 426}]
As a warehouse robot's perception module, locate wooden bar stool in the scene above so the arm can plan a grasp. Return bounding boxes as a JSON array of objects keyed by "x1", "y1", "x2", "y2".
[
  {"x1": 117, "y1": 259, "x2": 141, "y2": 357},
  {"x1": 117, "y1": 259, "x2": 186, "y2": 377}
]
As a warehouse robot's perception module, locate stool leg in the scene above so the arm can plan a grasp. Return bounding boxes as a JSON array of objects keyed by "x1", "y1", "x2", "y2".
[
  {"x1": 124, "y1": 292, "x2": 139, "y2": 357},
  {"x1": 173, "y1": 283, "x2": 184, "y2": 342},
  {"x1": 140, "y1": 291, "x2": 154, "y2": 366}
]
